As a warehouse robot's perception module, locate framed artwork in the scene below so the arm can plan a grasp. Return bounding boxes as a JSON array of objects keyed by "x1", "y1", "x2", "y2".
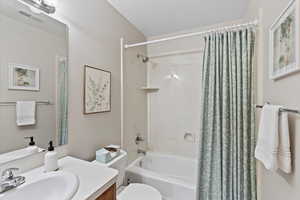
[
  {"x1": 269, "y1": 0, "x2": 300, "y2": 80},
  {"x1": 8, "y1": 64, "x2": 40, "y2": 91},
  {"x1": 84, "y1": 65, "x2": 111, "y2": 114}
]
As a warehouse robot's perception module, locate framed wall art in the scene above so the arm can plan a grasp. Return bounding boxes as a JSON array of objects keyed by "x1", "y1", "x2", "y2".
[
  {"x1": 8, "y1": 64, "x2": 40, "y2": 91},
  {"x1": 269, "y1": 0, "x2": 300, "y2": 80},
  {"x1": 83, "y1": 65, "x2": 111, "y2": 114}
]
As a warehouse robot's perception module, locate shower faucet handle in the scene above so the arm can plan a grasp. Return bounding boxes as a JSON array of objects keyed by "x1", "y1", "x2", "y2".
[{"x1": 135, "y1": 135, "x2": 145, "y2": 145}]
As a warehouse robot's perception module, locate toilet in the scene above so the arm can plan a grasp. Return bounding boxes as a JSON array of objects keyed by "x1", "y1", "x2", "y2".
[{"x1": 92, "y1": 150, "x2": 162, "y2": 200}]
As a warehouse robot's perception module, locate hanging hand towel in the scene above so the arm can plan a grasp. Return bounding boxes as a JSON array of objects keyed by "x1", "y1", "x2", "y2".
[
  {"x1": 255, "y1": 104, "x2": 292, "y2": 173},
  {"x1": 255, "y1": 105, "x2": 281, "y2": 171},
  {"x1": 277, "y1": 112, "x2": 292, "y2": 173},
  {"x1": 16, "y1": 101, "x2": 36, "y2": 126}
]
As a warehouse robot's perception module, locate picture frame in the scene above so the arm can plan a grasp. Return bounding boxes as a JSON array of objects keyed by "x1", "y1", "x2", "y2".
[
  {"x1": 8, "y1": 64, "x2": 40, "y2": 91},
  {"x1": 269, "y1": 0, "x2": 300, "y2": 80},
  {"x1": 83, "y1": 65, "x2": 111, "y2": 114}
]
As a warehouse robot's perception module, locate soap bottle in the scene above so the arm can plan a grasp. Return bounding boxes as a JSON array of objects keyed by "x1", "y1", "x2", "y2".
[
  {"x1": 44, "y1": 141, "x2": 58, "y2": 172},
  {"x1": 24, "y1": 136, "x2": 38, "y2": 154}
]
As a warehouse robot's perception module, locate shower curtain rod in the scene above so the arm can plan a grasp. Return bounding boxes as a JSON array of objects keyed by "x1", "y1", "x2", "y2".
[
  {"x1": 148, "y1": 48, "x2": 203, "y2": 59},
  {"x1": 125, "y1": 20, "x2": 259, "y2": 49}
]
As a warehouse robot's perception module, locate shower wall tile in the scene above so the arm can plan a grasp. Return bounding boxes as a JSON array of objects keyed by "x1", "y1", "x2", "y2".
[{"x1": 147, "y1": 33, "x2": 204, "y2": 158}]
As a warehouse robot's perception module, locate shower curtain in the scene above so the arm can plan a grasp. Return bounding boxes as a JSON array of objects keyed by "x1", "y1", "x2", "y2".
[
  {"x1": 58, "y1": 57, "x2": 68, "y2": 145},
  {"x1": 198, "y1": 28, "x2": 256, "y2": 200}
]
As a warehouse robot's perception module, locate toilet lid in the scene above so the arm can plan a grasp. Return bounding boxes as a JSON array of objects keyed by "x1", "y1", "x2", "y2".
[{"x1": 118, "y1": 183, "x2": 162, "y2": 200}]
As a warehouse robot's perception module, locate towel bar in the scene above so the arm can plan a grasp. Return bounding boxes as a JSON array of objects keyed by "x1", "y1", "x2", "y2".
[
  {"x1": 256, "y1": 104, "x2": 300, "y2": 115},
  {"x1": 0, "y1": 101, "x2": 51, "y2": 106}
]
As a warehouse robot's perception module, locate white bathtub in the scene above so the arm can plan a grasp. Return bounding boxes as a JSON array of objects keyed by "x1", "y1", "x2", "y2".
[{"x1": 125, "y1": 152, "x2": 197, "y2": 200}]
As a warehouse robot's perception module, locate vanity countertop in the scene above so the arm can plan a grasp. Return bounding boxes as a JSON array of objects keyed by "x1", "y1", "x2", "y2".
[
  {"x1": 57, "y1": 156, "x2": 118, "y2": 200},
  {"x1": 2, "y1": 156, "x2": 118, "y2": 200}
]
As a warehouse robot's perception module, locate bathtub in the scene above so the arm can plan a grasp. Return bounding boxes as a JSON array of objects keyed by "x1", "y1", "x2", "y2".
[{"x1": 125, "y1": 152, "x2": 197, "y2": 200}]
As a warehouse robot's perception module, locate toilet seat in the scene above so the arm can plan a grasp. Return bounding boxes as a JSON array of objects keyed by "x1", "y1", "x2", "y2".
[{"x1": 118, "y1": 183, "x2": 162, "y2": 200}]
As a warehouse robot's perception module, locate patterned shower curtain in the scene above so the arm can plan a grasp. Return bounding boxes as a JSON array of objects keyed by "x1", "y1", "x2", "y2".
[
  {"x1": 58, "y1": 57, "x2": 68, "y2": 145},
  {"x1": 198, "y1": 28, "x2": 257, "y2": 200}
]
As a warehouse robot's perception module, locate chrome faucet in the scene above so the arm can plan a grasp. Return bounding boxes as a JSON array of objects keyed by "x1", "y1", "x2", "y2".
[
  {"x1": 0, "y1": 168, "x2": 25, "y2": 193},
  {"x1": 137, "y1": 149, "x2": 146, "y2": 155},
  {"x1": 135, "y1": 134, "x2": 145, "y2": 145}
]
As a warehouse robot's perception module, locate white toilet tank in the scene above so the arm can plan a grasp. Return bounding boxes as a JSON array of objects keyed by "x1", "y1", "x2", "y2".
[{"x1": 103, "y1": 150, "x2": 127, "y2": 188}]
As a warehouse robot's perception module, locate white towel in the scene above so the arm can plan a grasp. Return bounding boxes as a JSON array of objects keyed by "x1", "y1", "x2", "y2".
[
  {"x1": 16, "y1": 101, "x2": 36, "y2": 126},
  {"x1": 277, "y1": 112, "x2": 292, "y2": 173},
  {"x1": 255, "y1": 105, "x2": 292, "y2": 173}
]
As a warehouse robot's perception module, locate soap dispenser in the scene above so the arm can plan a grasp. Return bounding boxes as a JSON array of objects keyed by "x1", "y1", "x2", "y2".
[
  {"x1": 24, "y1": 136, "x2": 38, "y2": 154},
  {"x1": 44, "y1": 141, "x2": 58, "y2": 172}
]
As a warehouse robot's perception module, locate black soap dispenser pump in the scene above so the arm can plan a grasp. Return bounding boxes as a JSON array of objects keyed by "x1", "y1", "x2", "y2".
[
  {"x1": 25, "y1": 136, "x2": 35, "y2": 146},
  {"x1": 44, "y1": 141, "x2": 58, "y2": 172},
  {"x1": 48, "y1": 141, "x2": 54, "y2": 151},
  {"x1": 24, "y1": 136, "x2": 38, "y2": 153}
]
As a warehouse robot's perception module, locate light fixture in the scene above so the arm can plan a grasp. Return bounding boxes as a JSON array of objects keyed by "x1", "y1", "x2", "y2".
[{"x1": 18, "y1": 0, "x2": 56, "y2": 14}]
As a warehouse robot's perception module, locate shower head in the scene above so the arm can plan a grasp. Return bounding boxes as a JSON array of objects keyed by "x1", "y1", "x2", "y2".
[{"x1": 137, "y1": 54, "x2": 149, "y2": 63}]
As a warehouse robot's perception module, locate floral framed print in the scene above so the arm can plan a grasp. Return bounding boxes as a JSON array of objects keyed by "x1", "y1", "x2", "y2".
[
  {"x1": 83, "y1": 65, "x2": 111, "y2": 114},
  {"x1": 8, "y1": 64, "x2": 40, "y2": 91},
  {"x1": 269, "y1": 0, "x2": 300, "y2": 80}
]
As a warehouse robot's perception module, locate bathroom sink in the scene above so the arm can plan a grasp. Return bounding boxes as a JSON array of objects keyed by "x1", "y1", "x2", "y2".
[{"x1": 0, "y1": 171, "x2": 79, "y2": 200}]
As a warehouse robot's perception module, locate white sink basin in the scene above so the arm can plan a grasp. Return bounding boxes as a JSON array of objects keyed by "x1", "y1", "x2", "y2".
[{"x1": 0, "y1": 171, "x2": 79, "y2": 200}]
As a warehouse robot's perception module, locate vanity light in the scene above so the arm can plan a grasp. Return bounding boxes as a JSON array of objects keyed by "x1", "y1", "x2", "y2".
[{"x1": 18, "y1": 0, "x2": 56, "y2": 14}]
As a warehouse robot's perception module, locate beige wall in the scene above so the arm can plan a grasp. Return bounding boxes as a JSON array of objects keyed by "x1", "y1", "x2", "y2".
[
  {"x1": 50, "y1": 0, "x2": 147, "y2": 161},
  {"x1": 246, "y1": 0, "x2": 300, "y2": 199},
  {"x1": 0, "y1": 13, "x2": 67, "y2": 153}
]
